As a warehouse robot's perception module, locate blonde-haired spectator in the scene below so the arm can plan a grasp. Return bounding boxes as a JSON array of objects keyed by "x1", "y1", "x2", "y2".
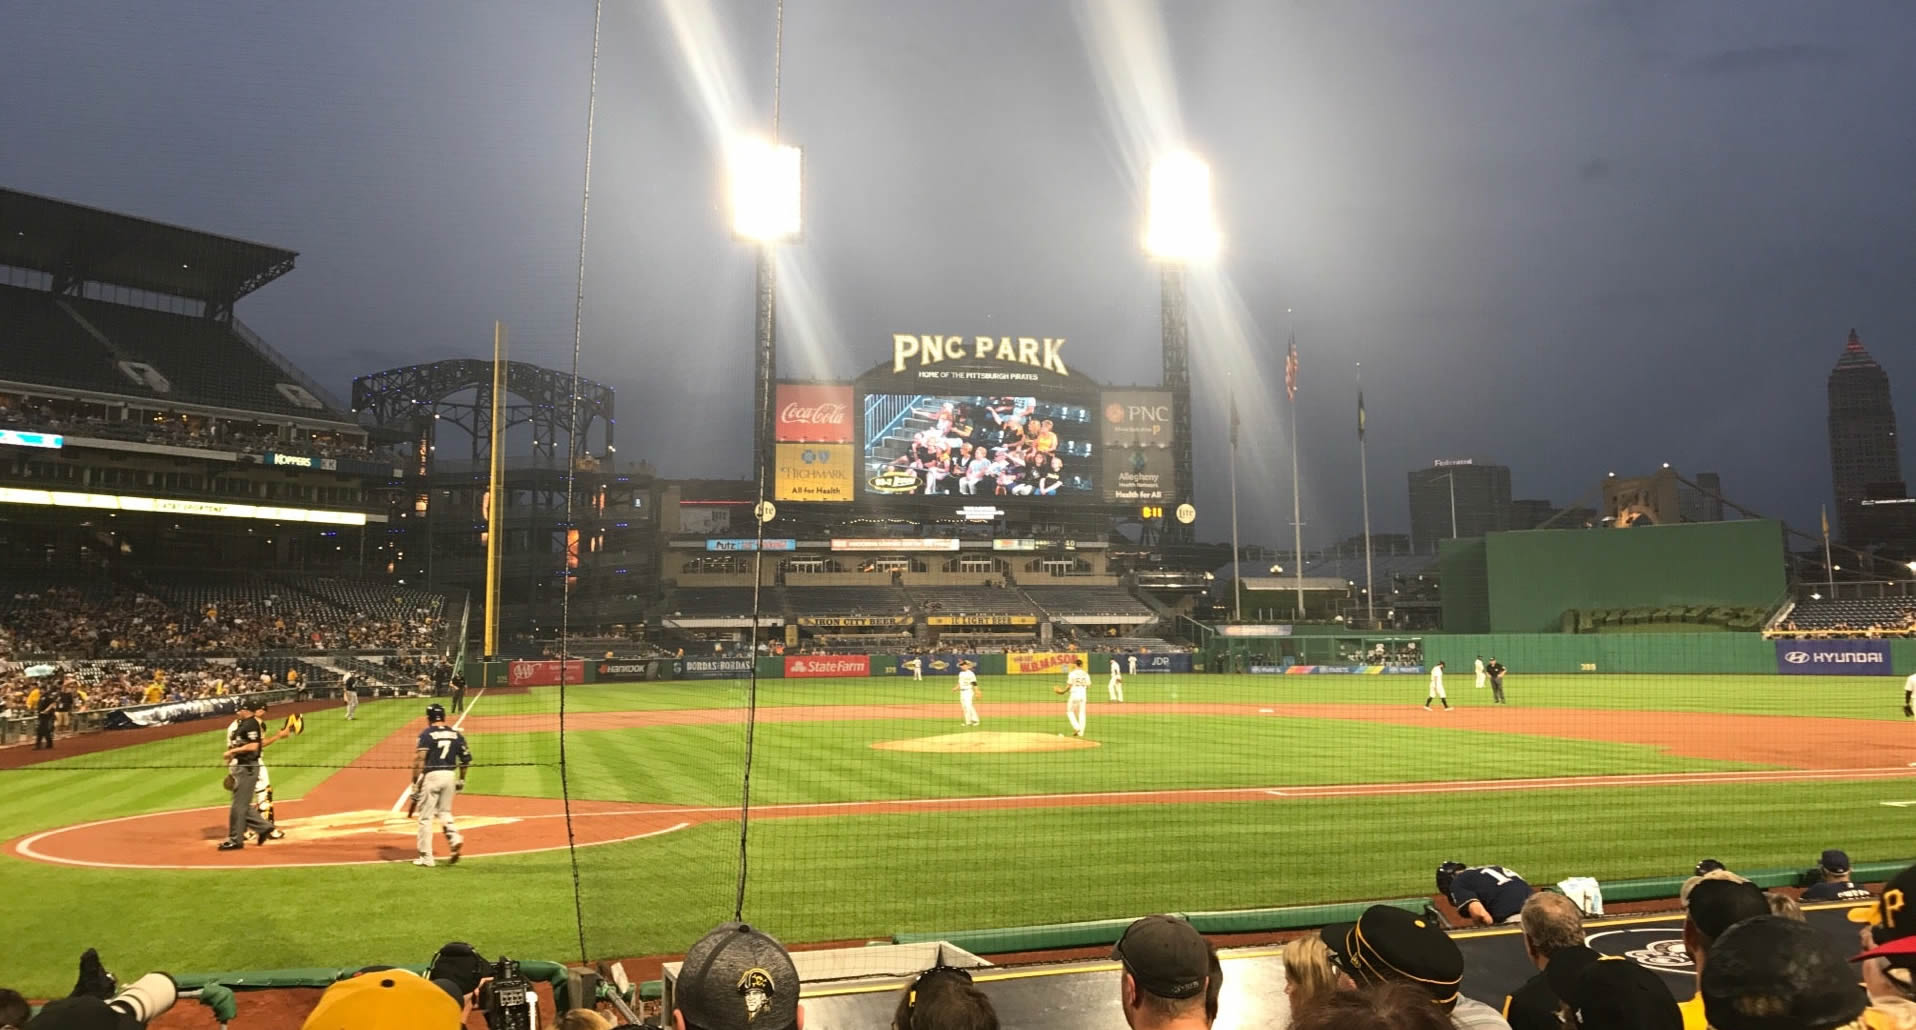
[
  {"x1": 558, "y1": 1008, "x2": 612, "y2": 1030},
  {"x1": 1281, "y1": 934, "x2": 1341, "y2": 1018}
]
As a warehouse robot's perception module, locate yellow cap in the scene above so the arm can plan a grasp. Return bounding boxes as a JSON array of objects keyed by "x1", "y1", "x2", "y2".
[{"x1": 301, "y1": 969, "x2": 462, "y2": 1030}]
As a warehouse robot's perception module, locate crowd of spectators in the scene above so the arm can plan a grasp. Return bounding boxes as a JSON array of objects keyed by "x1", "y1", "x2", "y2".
[
  {"x1": 0, "y1": 661, "x2": 266, "y2": 720},
  {"x1": 9, "y1": 851, "x2": 1916, "y2": 1028},
  {"x1": 1, "y1": 583, "x2": 443, "y2": 660},
  {"x1": 1769, "y1": 614, "x2": 1916, "y2": 639},
  {"x1": 0, "y1": 393, "x2": 376, "y2": 462}
]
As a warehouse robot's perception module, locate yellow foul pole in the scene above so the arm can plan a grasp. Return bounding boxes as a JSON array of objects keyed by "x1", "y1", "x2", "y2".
[{"x1": 484, "y1": 321, "x2": 507, "y2": 657}]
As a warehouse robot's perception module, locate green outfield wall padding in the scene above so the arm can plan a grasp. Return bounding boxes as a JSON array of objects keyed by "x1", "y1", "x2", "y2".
[
  {"x1": 1417, "y1": 631, "x2": 1779, "y2": 674},
  {"x1": 1484, "y1": 521, "x2": 1788, "y2": 633},
  {"x1": 757, "y1": 656, "x2": 784, "y2": 677}
]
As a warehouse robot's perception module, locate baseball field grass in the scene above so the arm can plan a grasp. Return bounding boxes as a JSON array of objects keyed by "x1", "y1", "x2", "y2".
[{"x1": 3, "y1": 672, "x2": 1913, "y2": 997}]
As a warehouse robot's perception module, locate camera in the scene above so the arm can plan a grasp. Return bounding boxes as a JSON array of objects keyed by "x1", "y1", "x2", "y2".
[
  {"x1": 479, "y1": 956, "x2": 534, "y2": 1030},
  {"x1": 109, "y1": 973, "x2": 179, "y2": 1024}
]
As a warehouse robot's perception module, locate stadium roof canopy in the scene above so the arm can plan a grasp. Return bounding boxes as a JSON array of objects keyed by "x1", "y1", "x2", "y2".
[{"x1": 0, "y1": 188, "x2": 296, "y2": 314}]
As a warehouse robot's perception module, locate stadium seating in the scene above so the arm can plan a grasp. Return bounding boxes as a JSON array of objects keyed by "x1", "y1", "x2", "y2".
[
  {"x1": 63, "y1": 297, "x2": 331, "y2": 417},
  {"x1": 1021, "y1": 586, "x2": 1155, "y2": 620},
  {"x1": 785, "y1": 587, "x2": 911, "y2": 618},
  {"x1": 1780, "y1": 598, "x2": 1916, "y2": 634},
  {"x1": 0, "y1": 285, "x2": 126, "y2": 393},
  {"x1": 909, "y1": 586, "x2": 1036, "y2": 615},
  {"x1": 659, "y1": 588, "x2": 782, "y2": 619}
]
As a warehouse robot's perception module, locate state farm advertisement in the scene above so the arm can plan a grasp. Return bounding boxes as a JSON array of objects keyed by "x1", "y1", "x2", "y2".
[
  {"x1": 775, "y1": 384, "x2": 854, "y2": 443},
  {"x1": 508, "y1": 659, "x2": 586, "y2": 686},
  {"x1": 785, "y1": 655, "x2": 871, "y2": 678}
]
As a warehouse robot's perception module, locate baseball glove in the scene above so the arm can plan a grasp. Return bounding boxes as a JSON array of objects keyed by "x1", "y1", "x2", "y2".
[
  {"x1": 1053, "y1": 686, "x2": 1065, "y2": 695},
  {"x1": 284, "y1": 713, "x2": 305, "y2": 736},
  {"x1": 222, "y1": 773, "x2": 238, "y2": 793}
]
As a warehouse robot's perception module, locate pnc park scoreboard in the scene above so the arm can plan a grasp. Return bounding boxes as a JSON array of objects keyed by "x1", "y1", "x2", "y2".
[{"x1": 771, "y1": 333, "x2": 1182, "y2": 516}]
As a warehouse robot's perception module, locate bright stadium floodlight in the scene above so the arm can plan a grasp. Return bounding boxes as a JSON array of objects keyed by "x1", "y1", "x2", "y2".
[
  {"x1": 729, "y1": 137, "x2": 802, "y2": 243},
  {"x1": 1143, "y1": 150, "x2": 1220, "y2": 261}
]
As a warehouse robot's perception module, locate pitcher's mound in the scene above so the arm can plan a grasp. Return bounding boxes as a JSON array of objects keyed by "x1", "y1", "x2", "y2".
[{"x1": 872, "y1": 731, "x2": 1101, "y2": 753}]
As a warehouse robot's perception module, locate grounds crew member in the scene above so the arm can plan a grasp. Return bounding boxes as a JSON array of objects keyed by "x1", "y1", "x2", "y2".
[{"x1": 409, "y1": 703, "x2": 472, "y2": 867}]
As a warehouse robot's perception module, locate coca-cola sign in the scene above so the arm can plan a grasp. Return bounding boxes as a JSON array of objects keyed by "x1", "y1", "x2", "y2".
[{"x1": 775, "y1": 384, "x2": 855, "y2": 442}]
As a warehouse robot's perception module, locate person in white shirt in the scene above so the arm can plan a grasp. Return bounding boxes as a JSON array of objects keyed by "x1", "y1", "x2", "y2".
[
  {"x1": 1127, "y1": 653, "x2": 1137, "y2": 676},
  {"x1": 1059, "y1": 658, "x2": 1091, "y2": 737},
  {"x1": 953, "y1": 660, "x2": 981, "y2": 726},
  {"x1": 1424, "y1": 661, "x2": 1451, "y2": 711},
  {"x1": 1474, "y1": 656, "x2": 1486, "y2": 690},
  {"x1": 906, "y1": 657, "x2": 923, "y2": 682},
  {"x1": 1108, "y1": 658, "x2": 1125, "y2": 702}
]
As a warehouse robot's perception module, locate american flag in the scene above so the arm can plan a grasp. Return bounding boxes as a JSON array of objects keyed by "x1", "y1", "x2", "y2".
[{"x1": 1285, "y1": 335, "x2": 1298, "y2": 401}]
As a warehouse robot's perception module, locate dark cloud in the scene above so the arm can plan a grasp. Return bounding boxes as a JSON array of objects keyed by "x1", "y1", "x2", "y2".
[
  {"x1": 1578, "y1": 157, "x2": 1612, "y2": 182},
  {"x1": 1685, "y1": 43, "x2": 1846, "y2": 76}
]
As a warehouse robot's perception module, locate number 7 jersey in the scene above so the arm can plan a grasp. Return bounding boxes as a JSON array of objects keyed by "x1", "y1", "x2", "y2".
[{"x1": 418, "y1": 726, "x2": 474, "y2": 770}]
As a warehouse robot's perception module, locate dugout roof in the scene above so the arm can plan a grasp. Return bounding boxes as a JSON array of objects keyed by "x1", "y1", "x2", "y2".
[{"x1": 0, "y1": 188, "x2": 297, "y2": 311}]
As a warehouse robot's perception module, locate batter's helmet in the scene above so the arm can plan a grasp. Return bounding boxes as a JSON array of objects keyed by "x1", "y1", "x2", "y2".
[
  {"x1": 1436, "y1": 861, "x2": 1468, "y2": 895},
  {"x1": 425, "y1": 703, "x2": 447, "y2": 723}
]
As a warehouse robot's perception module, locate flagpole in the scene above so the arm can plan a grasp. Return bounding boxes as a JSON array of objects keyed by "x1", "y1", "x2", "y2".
[
  {"x1": 1822, "y1": 505, "x2": 1835, "y2": 596},
  {"x1": 1288, "y1": 322, "x2": 1304, "y2": 620},
  {"x1": 1358, "y1": 363, "x2": 1374, "y2": 626},
  {"x1": 1229, "y1": 390, "x2": 1242, "y2": 623}
]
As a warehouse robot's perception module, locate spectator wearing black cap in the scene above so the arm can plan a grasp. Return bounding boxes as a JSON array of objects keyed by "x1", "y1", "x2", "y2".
[
  {"x1": 1679, "y1": 877, "x2": 1773, "y2": 1030},
  {"x1": 1850, "y1": 863, "x2": 1916, "y2": 1028},
  {"x1": 1503, "y1": 892, "x2": 1587, "y2": 1030},
  {"x1": 1545, "y1": 952, "x2": 1681, "y2": 1030},
  {"x1": 1702, "y1": 916, "x2": 1869, "y2": 1030},
  {"x1": 1111, "y1": 915, "x2": 1213, "y2": 1030},
  {"x1": 1319, "y1": 905, "x2": 1512, "y2": 1028},
  {"x1": 1804, "y1": 850, "x2": 1874, "y2": 902},
  {"x1": 674, "y1": 924, "x2": 804, "y2": 1030}
]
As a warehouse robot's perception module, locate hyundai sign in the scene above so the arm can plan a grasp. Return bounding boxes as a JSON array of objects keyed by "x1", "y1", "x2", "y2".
[{"x1": 1774, "y1": 639, "x2": 1891, "y2": 675}]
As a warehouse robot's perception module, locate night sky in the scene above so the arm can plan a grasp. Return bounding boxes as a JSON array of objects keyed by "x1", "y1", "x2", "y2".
[{"x1": 3, "y1": 1, "x2": 1911, "y2": 546}]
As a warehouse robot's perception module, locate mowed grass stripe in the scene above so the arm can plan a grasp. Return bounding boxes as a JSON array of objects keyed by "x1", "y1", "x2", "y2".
[{"x1": 459, "y1": 716, "x2": 1764, "y2": 806}]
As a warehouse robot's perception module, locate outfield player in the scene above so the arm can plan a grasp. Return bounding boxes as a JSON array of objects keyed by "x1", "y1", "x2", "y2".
[
  {"x1": 410, "y1": 703, "x2": 472, "y2": 868},
  {"x1": 1059, "y1": 657, "x2": 1090, "y2": 737},
  {"x1": 953, "y1": 660, "x2": 981, "y2": 726},
  {"x1": 1127, "y1": 652, "x2": 1137, "y2": 677},
  {"x1": 904, "y1": 656, "x2": 924, "y2": 681},
  {"x1": 1107, "y1": 657, "x2": 1124, "y2": 702},
  {"x1": 1474, "y1": 655, "x2": 1486, "y2": 690},
  {"x1": 1423, "y1": 661, "x2": 1451, "y2": 711}
]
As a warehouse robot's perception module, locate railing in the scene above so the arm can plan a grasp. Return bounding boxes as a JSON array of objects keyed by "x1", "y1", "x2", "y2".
[
  {"x1": 229, "y1": 316, "x2": 351, "y2": 413},
  {"x1": 862, "y1": 394, "x2": 922, "y2": 452}
]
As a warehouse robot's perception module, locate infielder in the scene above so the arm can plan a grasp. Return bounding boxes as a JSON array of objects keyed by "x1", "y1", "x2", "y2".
[
  {"x1": 906, "y1": 656, "x2": 924, "y2": 682},
  {"x1": 1423, "y1": 661, "x2": 1451, "y2": 711},
  {"x1": 341, "y1": 671, "x2": 359, "y2": 720},
  {"x1": 953, "y1": 660, "x2": 981, "y2": 726},
  {"x1": 1055, "y1": 657, "x2": 1090, "y2": 737},
  {"x1": 1474, "y1": 655, "x2": 1486, "y2": 690},
  {"x1": 1107, "y1": 657, "x2": 1124, "y2": 702},
  {"x1": 409, "y1": 703, "x2": 473, "y2": 867}
]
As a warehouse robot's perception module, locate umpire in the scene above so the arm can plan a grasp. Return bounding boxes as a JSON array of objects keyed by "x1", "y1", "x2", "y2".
[
  {"x1": 449, "y1": 668, "x2": 467, "y2": 714},
  {"x1": 219, "y1": 698, "x2": 279, "y2": 851}
]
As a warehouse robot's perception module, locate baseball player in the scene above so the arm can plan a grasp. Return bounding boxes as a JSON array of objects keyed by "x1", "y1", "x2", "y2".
[
  {"x1": 1904, "y1": 671, "x2": 1916, "y2": 766},
  {"x1": 341, "y1": 671, "x2": 359, "y2": 720},
  {"x1": 1473, "y1": 655, "x2": 1486, "y2": 690},
  {"x1": 409, "y1": 703, "x2": 472, "y2": 867},
  {"x1": 219, "y1": 699, "x2": 288, "y2": 850},
  {"x1": 1423, "y1": 661, "x2": 1451, "y2": 711},
  {"x1": 1487, "y1": 657, "x2": 1508, "y2": 704},
  {"x1": 1436, "y1": 861, "x2": 1533, "y2": 925},
  {"x1": 953, "y1": 660, "x2": 981, "y2": 726},
  {"x1": 225, "y1": 699, "x2": 289, "y2": 842},
  {"x1": 1107, "y1": 657, "x2": 1124, "y2": 702},
  {"x1": 1056, "y1": 657, "x2": 1090, "y2": 737},
  {"x1": 905, "y1": 656, "x2": 924, "y2": 682}
]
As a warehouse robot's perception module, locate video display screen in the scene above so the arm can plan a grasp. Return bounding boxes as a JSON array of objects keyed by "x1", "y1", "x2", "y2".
[{"x1": 860, "y1": 394, "x2": 1094, "y2": 498}]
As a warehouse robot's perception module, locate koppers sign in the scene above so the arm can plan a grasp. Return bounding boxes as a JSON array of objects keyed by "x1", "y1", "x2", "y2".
[
  {"x1": 509, "y1": 659, "x2": 586, "y2": 686},
  {"x1": 774, "y1": 384, "x2": 853, "y2": 443},
  {"x1": 1008, "y1": 651, "x2": 1083, "y2": 676},
  {"x1": 784, "y1": 655, "x2": 870, "y2": 678},
  {"x1": 1775, "y1": 639, "x2": 1891, "y2": 675}
]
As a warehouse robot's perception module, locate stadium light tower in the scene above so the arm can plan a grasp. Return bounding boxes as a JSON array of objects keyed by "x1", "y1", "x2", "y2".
[
  {"x1": 1145, "y1": 150, "x2": 1218, "y2": 547},
  {"x1": 729, "y1": 138, "x2": 803, "y2": 487}
]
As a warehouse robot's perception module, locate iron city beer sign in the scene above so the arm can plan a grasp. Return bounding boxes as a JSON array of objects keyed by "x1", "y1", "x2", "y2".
[{"x1": 891, "y1": 334, "x2": 1070, "y2": 376}]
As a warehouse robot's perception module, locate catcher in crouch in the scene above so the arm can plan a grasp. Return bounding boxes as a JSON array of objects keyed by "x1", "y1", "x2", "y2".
[{"x1": 1055, "y1": 657, "x2": 1091, "y2": 737}]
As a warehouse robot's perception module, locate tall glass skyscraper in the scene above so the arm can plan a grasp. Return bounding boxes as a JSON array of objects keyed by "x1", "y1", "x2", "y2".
[{"x1": 1827, "y1": 329, "x2": 1902, "y2": 542}]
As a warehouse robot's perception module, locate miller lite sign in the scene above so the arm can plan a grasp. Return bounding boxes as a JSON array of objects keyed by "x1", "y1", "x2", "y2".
[{"x1": 774, "y1": 384, "x2": 854, "y2": 443}]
